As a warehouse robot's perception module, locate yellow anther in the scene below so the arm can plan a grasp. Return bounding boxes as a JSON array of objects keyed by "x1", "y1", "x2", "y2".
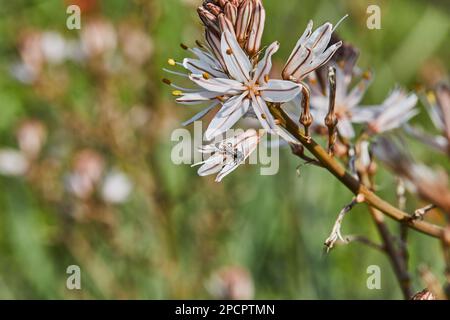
[
  {"x1": 172, "y1": 90, "x2": 183, "y2": 96},
  {"x1": 202, "y1": 72, "x2": 210, "y2": 79},
  {"x1": 264, "y1": 74, "x2": 270, "y2": 83},
  {"x1": 362, "y1": 71, "x2": 372, "y2": 80},
  {"x1": 195, "y1": 40, "x2": 204, "y2": 48},
  {"x1": 168, "y1": 58, "x2": 176, "y2": 66},
  {"x1": 427, "y1": 91, "x2": 436, "y2": 104}
]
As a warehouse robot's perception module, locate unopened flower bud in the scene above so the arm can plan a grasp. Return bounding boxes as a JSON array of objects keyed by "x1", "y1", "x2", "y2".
[
  {"x1": 246, "y1": 0, "x2": 265, "y2": 56},
  {"x1": 235, "y1": 0, "x2": 253, "y2": 46}
]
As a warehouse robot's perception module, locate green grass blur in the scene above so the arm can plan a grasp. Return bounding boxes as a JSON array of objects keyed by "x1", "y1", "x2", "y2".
[{"x1": 0, "y1": 0, "x2": 448, "y2": 299}]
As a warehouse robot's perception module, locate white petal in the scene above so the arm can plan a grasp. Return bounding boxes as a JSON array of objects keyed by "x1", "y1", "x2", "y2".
[
  {"x1": 197, "y1": 156, "x2": 224, "y2": 176},
  {"x1": 204, "y1": 94, "x2": 249, "y2": 140},
  {"x1": 260, "y1": 80, "x2": 302, "y2": 103},
  {"x1": 189, "y1": 74, "x2": 245, "y2": 94},
  {"x1": 176, "y1": 91, "x2": 220, "y2": 105},
  {"x1": 183, "y1": 58, "x2": 226, "y2": 78},
  {"x1": 375, "y1": 93, "x2": 418, "y2": 127},
  {"x1": 251, "y1": 93, "x2": 276, "y2": 132},
  {"x1": 351, "y1": 106, "x2": 383, "y2": 123},
  {"x1": 221, "y1": 30, "x2": 252, "y2": 83},
  {"x1": 254, "y1": 41, "x2": 279, "y2": 84},
  {"x1": 305, "y1": 22, "x2": 332, "y2": 52},
  {"x1": 377, "y1": 109, "x2": 419, "y2": 132},
  {"x1": 296, "y1": 41, "x2": 342, "y2": 80},
  {"x1": 337, "y1": 117, "x2": 355, "y2": 139}
]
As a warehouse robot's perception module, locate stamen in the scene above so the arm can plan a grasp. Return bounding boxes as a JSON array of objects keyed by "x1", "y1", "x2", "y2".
[
  {"x1": 202, "y1": 72, "x2": 211, "y2": 79},
  {"x1": 163, "y1": 68, "x2": 188, "y2": 78},
  {"x1": 264, "y1": 74, "x2": 270, "y2": 83},
  {"x1": 226, "y1": 48, "x2": 233, "y2": 55},
  {"x1": 168, "y1": 58, "x2": 176, "y2": 66},
  {"x1": 162, "y1": 78, "x2": 171, "y2": 85},
  {"x1": 332, "y1": 14, "x2": 349, "y2": 32}
]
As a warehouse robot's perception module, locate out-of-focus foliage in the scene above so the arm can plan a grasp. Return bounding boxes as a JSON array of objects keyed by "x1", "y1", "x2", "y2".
[{"x1": 0, "y1": 0, "x2": 448, "y2": 299}]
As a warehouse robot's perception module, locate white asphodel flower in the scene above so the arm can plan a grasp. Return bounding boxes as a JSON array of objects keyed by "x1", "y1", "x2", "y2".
[
  {"x1": 282, "y1": 18, "x2": 345, "y2": 82},
  {"x1": 405, "y1": 85, "x2": 450, "y2": 154},
  {"x1": 175, "y1": 30, "x2": 302, "y2": 141},
  {"x1": 193, "y1": 129, "x2": 262, "y2": 182},
  {"x1": 309, "y1": 63, "x2": 372, "y2": 139},
  {"x1": 352, "y1": 88, "x2": 419, "y2": 134}
]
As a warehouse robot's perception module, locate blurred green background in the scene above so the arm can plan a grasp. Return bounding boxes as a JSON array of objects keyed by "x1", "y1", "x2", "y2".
[{"x1": 0, "y1": 0, "x2": 448, "y2": 299}]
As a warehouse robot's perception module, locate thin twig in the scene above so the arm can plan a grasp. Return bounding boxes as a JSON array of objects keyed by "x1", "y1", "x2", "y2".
[
  {"x1": 340, "y1": 235, "x2": 384, "y2": 252},
  {"x1": 396, "y1": 178, "x2": 409, "y2": 276}
]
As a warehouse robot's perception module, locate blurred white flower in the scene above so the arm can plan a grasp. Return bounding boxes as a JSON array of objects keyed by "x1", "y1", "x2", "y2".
[
  {"x1": 16, "y1": 119, "x2": 47, "y2": 159},
  {"x1": 309, "y1": 63, "x2": 372, "y2": 139},
  {"x1": 101, "y1": 171, "x2": 133, "y2": 204},
  {"x1": 66, "y1": 149, "x2": 104, "y2": 199},
  {"x1": 0, "y1": 149, "x2": 29, "y2": 176},
  {"x1": 405, "y1": 84, "x2": 450, "y2": 154},
  {"x1": 119, "y1": 26, "x2": 153, "y2": 66},
  {"x1": 40, "y1": 31, "x2": 67, "y2": 64},
  {"x1": 353, "y1": 89, "x2": 419, "y2": 134},
  {"x1": 81, "y1": 19, "x2": 117, "y2": 57},
  {"x1": 11, "y1": 31, "x2": 44, "y2": 83}
]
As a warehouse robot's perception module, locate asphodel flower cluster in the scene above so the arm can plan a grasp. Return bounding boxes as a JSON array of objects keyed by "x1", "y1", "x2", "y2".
[
  {"x1": 165, "y1": 0, "x2": 442, "y2": 184},
  {"x1": 165, "y1": 0, "x2": 344, "y2": 181}
]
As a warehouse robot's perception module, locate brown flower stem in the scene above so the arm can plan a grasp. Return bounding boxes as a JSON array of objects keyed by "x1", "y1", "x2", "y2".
[
  {"x1": 358, "y1": 170, "x2": 413, "y2": 299},
  {"x1": 442, "y1": 226, "x2": 450, "y2": 298},
  {"x1": 368, "y1": 204, "x2": 413, "y2": 299},
  {"x1": 343, "y1": 235, "x2": 384, "y2": 252},
  {"x1": 269, "y1": 104, "x2": 444, "y2": 238}
]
